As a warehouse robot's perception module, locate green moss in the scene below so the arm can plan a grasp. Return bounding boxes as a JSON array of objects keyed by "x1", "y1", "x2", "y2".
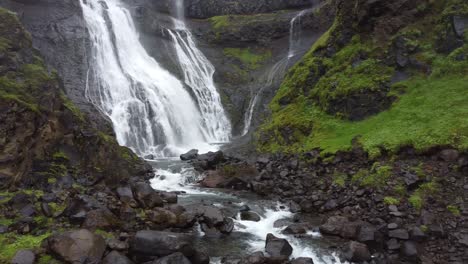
[
  {"x1": 0, "y1": 36, "x2": 10, "y2": 52},
  {"x1": 0, "y1": 233, "x2": 50, "y2": 262},
  {"x1": 394, "y1": 183, "x2": 406, "y2": 196},
  {"x1": 49, "y1": 202, "x2": 65, "y2": 214},
  {"x1": 409, "y1": 181, "x2": 439, "y2": 210},
  {"x1": 420, "y1": 225, "x2": 428, "y2": 233},
  {"x1": 60, "y1": 92, "x2": 85, "y2": 122},
  {"x1": 351, "y1": 164, "x2": 392, "y2": 188},
  {"x1": 52, "y1": 151, "x2": 68, "y2": 161},
  {"x1": 447, "y1": 205, "x2": 461, "y2": 216},
  {"x1": 94, "y1": 229, "x2": 114, "y2": 239},
  {"x1": 384, "y1": 196, "x2": 400, "y2": 205},
  {"x1": 223, "y1": 48, "x2": 271, "y2": 70},
  {"x1": 332, "y1": 172, "x2": 347, "y2": 187},
  {"x1": 209, "y1": 15, "x2": 230, "y2": 30},
  {"x1": 37, "y1": 255, "x2": 62, "y2": 264}
]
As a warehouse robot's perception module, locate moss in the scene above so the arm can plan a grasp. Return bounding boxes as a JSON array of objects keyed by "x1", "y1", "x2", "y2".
[
  {"x1": 223, "y1": 48, "x2": 271, "y2": 70},
  {"x1": 394, "y1": 183, "x2": 406, "y2": 196},
  {"x1": 447, "y1": 205, "x2": 461, "y2": 216},
  {"x1": 37, "y1": 255, "x2": 62, "y2": 264},
  {"x1": 420, "y1": 225, "x2": 428, "y2": 233},
  {"x1": 94, "y1": 229, "x2": 114, "y2": 239},
  {"x1": 384, "y1": 196, "x2": 400, "y2": 205},
  {"x1": 332, "y1": 172, "x2": 347, "y2": 187},
  {"x1": 409, "y1": 181, "x2": 439, "y2": 210},
  {"x1": 0, "y1": 233, "x2": 50, "y2": 262},
  {"x1": 209, "y1": 15, "x2": 230, "y2": 30},
  {"x1": 60, "y1": 92, "x2": 85, "y2": 122},
  {"x1": 49, "y1": 202, "x2": 65, "y2": 214},
  {"x1": 52, "y1": 151, "x2": 68, "y2": 161},
  {"x1": 351, "y1": 164, "x2": 392, "y2": 188}
]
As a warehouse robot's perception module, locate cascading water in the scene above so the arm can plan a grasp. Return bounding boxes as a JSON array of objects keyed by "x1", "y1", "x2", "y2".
[
  {"x1": 167, "y1": 0, "x2": 231, "y2": 143},
  {"x1": 80, "y1": 0, "x2": 230, "y2": 157},
  {"x1": 241, "y1": 9, "x2": 309, "y2": 136}
]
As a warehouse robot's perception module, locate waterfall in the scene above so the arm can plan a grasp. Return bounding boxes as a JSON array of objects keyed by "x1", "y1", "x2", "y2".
[
  {"x1": 80, "y1": 0, "x2": 231, "y2": 157},
  {"x1": 241, "y1": 10, "x2": 308, "y2": 136},
  {"x1": 167, "y1": 0, "x2": 231, "y2": 143}
]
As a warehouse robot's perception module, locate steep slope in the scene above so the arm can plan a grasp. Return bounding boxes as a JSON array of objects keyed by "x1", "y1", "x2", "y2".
[{"x1": 258, "y1": 0, "x2": 468, "y2": 157}]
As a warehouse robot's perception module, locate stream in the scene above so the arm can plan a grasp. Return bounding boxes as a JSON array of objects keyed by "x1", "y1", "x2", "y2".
[{"x1": 148, "y1": 158, "x2": 348, "y2": 264}]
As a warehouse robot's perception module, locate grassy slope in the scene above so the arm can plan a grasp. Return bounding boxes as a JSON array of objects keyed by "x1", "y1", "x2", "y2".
[{"x1": 258, "y1": 0, "x2": 468, "y2": 157}]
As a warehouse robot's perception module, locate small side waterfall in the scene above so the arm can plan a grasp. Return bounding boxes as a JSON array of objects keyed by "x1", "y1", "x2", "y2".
[
  {"x1": 80, "y1": 0, "x2": 230, "y2": 157},
  {"x1": 241, "y1": 10, "x2": 309, "y2": 136}
]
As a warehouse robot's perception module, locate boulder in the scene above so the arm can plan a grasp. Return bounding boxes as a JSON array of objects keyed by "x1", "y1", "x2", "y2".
[
  {"x1": 344, "y1": 241, "x2": 371, "y2": 262},
  {"x1": 400, "y1": 241, "x2": 419, "y2": 261},
  {"x1": 12, "y1": 249, "x2": 35, "y2": 264},
  {"x1": 265, "y1": 233, "x2": 293, "y2": 258},
  {"x1": 180, "y1": 149, "x2": 199, "y2": 161},
  {"x1": 244, "y1": 251, "x2": 265, "y2": 264},
  {"x1": 357, "y1": 224, "x2": 377, "y2": 243},
  {"x1": 409, "y1": 227, "x2": 426, "y2": 242},
  {"x1": 45, "y1": 229, "x2": 106, "y2": 264},
  {"x1": 153, "y1": 252, "x2": 191, "y2": 264},
  {"x1": 388, "y1": 229, "x2": 409, "y2": 240},
  {"x1": 103, "y1": 251, "x2": 134, "y2": 264},
  {"x1": 190, "y1": 250, "x2": 210, "y2": 264},
  {"x1": 439, "y1": 149, "x2": 460, "y2": 162},
  {"x1": 291, "y1": 257, "x2": 314, "y2": 264},
  {"x1": 193, "y1": 151, "x2": 225, "y2": 170},
  {"x1": 116, "y1": 186, "x2": 135, "y2": 204},
  {"x1": 83, "y1": 209, "x2": 120, "y2": 230},
  {"x1": 132, "y1": 182, "x2": 164, "y2": 208},
  {"x1": 159, "y1": 191, "x2": 178, "y2": 204},
  {"x1": 240, "y1": 211, "x2": 261, "y2": 222},
  {"x1": 41, "y1": 203, "x2": 53, "y2": 217},
  {"x1": 452, "y1": 15, "x2": 468, "y2": 38},
  {"x1": 146, "y1": 208, "x2": 178, "y2": 227},
  {"x1": 319, "y1": 216, "x2": 348, "y2": 236},
  {"x1": 283, "y1": 223, "x2": 308, "y2": 235},
  {"x1": 130, "y1": 230, "x2": 194, "y2": 257}
]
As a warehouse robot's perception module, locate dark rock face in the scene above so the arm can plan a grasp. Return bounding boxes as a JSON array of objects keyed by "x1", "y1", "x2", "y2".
[
  {"x1": 265, "y1": 233, "x2": 293, "y2": 258},
  {"x1": 130, "y1": 230, "x2": 194, "y2": 258},
  {"x1": 153, "y1": 252, "x2": 191, "y2": 264},
  {"x1": 132, "y1": 182, "x2": 164, "y2": 208},
  {"x1": 186, "y1": 0, "x2": 315, "y2": 18},
  {"x1": 180, "y1": 149, "x2": 199, "y2": 161},
  {"x1": 45, "y1": 229, "x2": 106, "y2": 264}
]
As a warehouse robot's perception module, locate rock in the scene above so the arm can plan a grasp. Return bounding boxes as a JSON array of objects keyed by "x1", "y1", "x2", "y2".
[
  {"x1": 107, "y1": 238, "x2": 129, "y2": 251},
  {"x1": 429, "y1": 224, "x2": 445, "y2": 237},
  {"x1": 194, "y1": 151, "x2": 225, "y2": 170},
  {"x1": 400, "y1": 241, "x2": 419, "y2": 260},
  {"x1": 190, "y1": 250, "x2": 210, "y2": 264},
  {"x1": 180, "y1": 149, "x2": 199, "y2": 161},
  {"x1": 19, "y1": 204, "x2": 36, "y2": 217},
  {"x1": 319, "y1": 216, "x2": 349, "y2": 236},
  {"x1": 83, "y1": 209, "x2": 120, "y2": 230},
  {"x1": 387, "y1": 238, "x2": 400, "y2": 250},
  {"x1": 344, "y1": 241, "x2": 371, "y2": 262},
  {"x1": 160, "y1": 191, "x2": 178, "y2": 204},
  {"x1": 340, "y1": 221, "x2": 361, "y2": 239},
  {"x1": 144, "y1": 154, "x2": 155, "y2": 160},
  {"x1": 357, "y1": 224, "x2": 376, "y2": 243},
  {"x1": 147, "y1": 208, "x2": 178, "y2": 227},
  {"x1": 41, "y1": 203, "x2": 53, "y2": 217},
  {"x1": 132, "y1": 182, "x2": 164, "y2": 208},
  {"x1": 244, "y1": 251, "x2": 265, "y2": 264},
  {"x1": 116, "y1": 186, "x2": 135, "y2": 204},
  {"x1": 218, "y1": 218, "x2": 235, "y2": 234},
  {"x1": 153, "y1": 252, "x2": 191, "y2": 264},
  {"x1": 291, "y1": 257, "x2": 314, "y2": 264},
  {"x1": 388, "y1": 229, "x2": 409, "y2": 240},
  {"x1": 240, "y1": 211, "x2": 261, "y2": 222},
  {"x1": 41, "y1": 193, "x2": 56, "y2": 203},
  {"x1": 283, "y1": 223, "x2": 308, "y2": 235},
  {"x1": 458, "y1": 234, "x2": 468, "y2": 247},
  {"x1": 265, "y1": 233, "x2": 293, "y2": 258},
  {"x1": 439, "y1": 149, "x2": 460, "y2": 162},
  {"x1": 12, "y1": 249, "x2": 35, "y2": 264},
  {"x1": 452, "y1": 15, "x2": 468, "y2": 38},
  {"x1": 409, "y1": 227, "x2": 426, "y2": 242},
  {"x1": 103, "y1": 251, "x2": 134, "y2": 264},
  {"x1": 130, "y1": 230, "x2": 194, "y2": 257},
  {"x1": 403, "y1": 172, "x2": 420, "y2": 188},
  {"x1": 322, "y1": 199, "x2": 338, "y2": 211},
  {"x1": 45, "y1": 229, "x2": 106, "y2": 264},
  {"x1": 388, "y1": 223, "x2": 398, "y2": 230},
  {"x1": 388, "y1": 205, "x2": 398, "y2": 212},
  {"x1": 239, "y1": 205, "x2": 250, "y2": 212}
]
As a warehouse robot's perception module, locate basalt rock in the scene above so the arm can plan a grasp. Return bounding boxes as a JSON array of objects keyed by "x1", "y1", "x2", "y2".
[
  {"x1": 265, "y1": 233, "x2": 293, "y2": 258},
  {"x1": 103, "y1": 251, "x2": 135, "y2": 264},
  {"x1": 343, "y1": 241, "x2": 371, "y2": 262},
  {"x1": 130, "y1": 230, "x2": 195, "y2": 258}
]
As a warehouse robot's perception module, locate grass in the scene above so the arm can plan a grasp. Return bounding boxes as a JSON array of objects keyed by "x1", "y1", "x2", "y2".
[
  {"x1": 0, "y1": 233, "x2": 50, "y2": 262},
  {"x1": 351, "y1": 164, "x2": 392, "y2": 188},
  {"x1": 332, "y1": 172, "x2": 347, "y2": 187},
  {"x1": 409, "y1": 181, "x2": 439, "y2": 210},
  {"x1": 223, "y1": 48, "x2": 271, "y2": 70},
  {"x1": 384, "y1": 196, "x2": 400, "y2": 205}
]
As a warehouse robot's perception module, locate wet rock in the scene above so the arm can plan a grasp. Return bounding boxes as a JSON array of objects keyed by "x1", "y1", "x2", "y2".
[
  {"x1": 159, "y1": 191, "x2": 178, "y2": 204},
  {"x1": 240, "y1": 211, "x2": 261, "y2": 222},
  {"x1": 83, "y1": 209, "x2": 120, "y2": 230},
  {"x1": 190, "y1": 250, "x2": 210, "y2": 264},
  {"x1": 319, "y1": 216, "x2": 348, "y2": 236},
  {"x1": 107, "y1": 238, "x2": 129, "y2": 251},
  {"x1": 244, "y1": 251, "x2": 265, "y2": 264},
  {"x1": 291, "y1": 257, "x2": 314, "y2": 264},
  {"x1": 132, "y1": 182, "x2": 164, "y2": 208},
  {"x1": 180, "y1": 149, "x2": 199, "y2": 161},
  {"x1": 153, "y1": 252, "x2": 191, "y2": 264},
  {"x1": 45, "y1": 229, "x2": 106, "y2": 264},
  {"x1": 218, "y1": 218, "x2": 235, "y2": 234},
  {"x1": 103, "y1": 251, "x2": 134, "y2": 264},
  {"x1": 283, "y1": 223, "x2": 309, "y2": 235},
  {"x1": 12, "y1": 249, "x2": 35, "y2": 264},
  {"x1": 357, "y1": 224, "x2": 377, "y2": 243},
  {"x1": 265, "y1": 233, "x2": 293, "y2": 258},
  {"x1": 41, "y1": 203, "x2": 53, "y2": 217},
  {"x1": 344, "y1": 241, "x2": 371, "y2": 262},
  {"x1": 147, "y1": 208, "x2": 178, "y2": 227},
  {"x1": 239, "y1": 205, "x2": 250, "y2": 212},
  {"x1": 409, "y1": 227, "x2": 426, "y2": 242},
  {"x1": 194, "y1": 151, "x2": 225, "y2": 170},
  {"x1": 116, "y1": 186, "x2": 135, "y2": 204},
  {"x1": 389, "y1": 229, "x2": 409, "y2": 240},
  {"x1": 130, "y1": 230, "x2": 194, "y2": 257},
  {"x1": 144, "y1": 154, "x2": 155, "y2": 160}
]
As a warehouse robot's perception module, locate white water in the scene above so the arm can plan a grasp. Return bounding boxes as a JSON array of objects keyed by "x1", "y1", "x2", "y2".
[
  {"x1": 241, "y1": 10, "x2": 308, "y2": 136},
  {"x1": 80, "y1": 0, "x2": 230, "y2": 157}
]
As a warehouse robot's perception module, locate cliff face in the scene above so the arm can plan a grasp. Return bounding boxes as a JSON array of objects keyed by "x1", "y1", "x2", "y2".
[
  {"x1": 0, "y1": 8, "x2": 149, "y2": 189},
  {"x1": 258, "y1": 0, "x2": 468, "y2": 157}
]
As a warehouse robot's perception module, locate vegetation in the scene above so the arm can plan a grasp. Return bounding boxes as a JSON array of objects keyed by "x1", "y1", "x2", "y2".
[
  {"x1": 447, "y1": 205, "x2": 461, "y2": 216},
  {"x1": 409, "y1": 181, "x2": 439, "y2": 210},
  {"x1": 0, "y1": 233, "x2": 50, "y2": 262},
  {"x1": 332, "y1": 172, "x2": 347, "y2": 187},
  {"x1": 351, "y1": 164, "x2": 392, "y2": 188},
  {"x1": 258, "y1": 0, "x2": 468, "y2": 157},
  {"x1": 384, "y1": 196, "x2": 401, "y2": 205},
  {"x1": 223, "y1": 48, "x2": 271, "y2": 70}
]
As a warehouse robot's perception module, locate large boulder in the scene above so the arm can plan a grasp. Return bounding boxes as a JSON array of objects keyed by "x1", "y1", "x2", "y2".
[
  {"x1": 265, "y1": 233, "x2": 293, "y2": 258},
  {"x1": 319, "y1": 216, "x2": 348, "y2": 236},
  {"x1": 132, "y1": 182, "x2": 164, "y2": 208},
  {"x1": 130, "y1": 230, "x2": 195, "y2": 257},
  {"x1": 240, "y1": 211, "x2": 261, "y2": 222},
  {"x1": 45, "y1": 229, "x2": 106, "y2": 264},
  {"x1": 83, "y1": 209, "x2": 121, "y2": 230},
  {"x1": 103, "y1": 251, "x2": 134, "y2": 264},
  {"x1": 11, "y1": 249, "x2": 35, "y2": 264},
  {"x1": 153, "y1": 252, "x2": 191, "y2": 264},
  {"x1": 343, "y1": 241, "x2": 371, "y2": 262},
  {"x1": 180, "y1": 149, "x2": 199, "y2": 161}
]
